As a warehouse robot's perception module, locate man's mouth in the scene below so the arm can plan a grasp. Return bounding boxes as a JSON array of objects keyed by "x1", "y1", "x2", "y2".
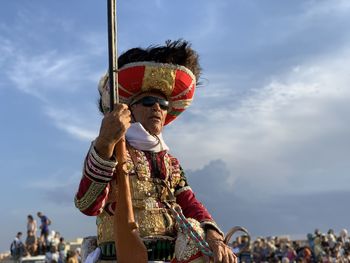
[{"x1": 150, "y1": 115, "x2": 161, "y2": 121}]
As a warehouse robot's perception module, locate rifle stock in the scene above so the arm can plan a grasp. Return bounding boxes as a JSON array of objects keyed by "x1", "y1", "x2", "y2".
[{"x1": 113, "y1": 138, "x2": 148, "y2": 262}]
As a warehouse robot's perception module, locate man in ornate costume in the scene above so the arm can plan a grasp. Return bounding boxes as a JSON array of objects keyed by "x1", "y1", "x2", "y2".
[{"x1": 75, "y1": 40, "x2": 236, "y2": 263}]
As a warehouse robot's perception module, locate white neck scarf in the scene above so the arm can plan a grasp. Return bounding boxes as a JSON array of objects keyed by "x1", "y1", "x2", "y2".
[{"x1": 125, "y1": 122, "x2": 169, "y2": 153}]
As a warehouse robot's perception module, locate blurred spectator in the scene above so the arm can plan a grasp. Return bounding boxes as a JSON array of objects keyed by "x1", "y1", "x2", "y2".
[
  {"x1": 45, "y1": 245, "x2": 59, "y2": 263},
  {"x1": 37, "y1": 236, "x2": 46, "y2": 255},
  {"x1": 313, "y1": 234, "x2": 325, "y2": 260},
  {"x1": 284, "y1": 244, "x2": 297, "y2": 262},
  {"x1": 252, "y1": 239, "x2": 263, "y2": 262},
  {"x1": 327, "y1": 229, "x2": 336, "y2": 250},
  {"x1": 10, "y1": 232, "x2": 25, "y2": 262},
  {"x1": 340, "y1": 229, "x2": 349, "y2": 243},
  {"x1": 48, "y1": 230, "x2": 60, "y2": 248},
  {"x1": 66, "y1": 250, "x2": 78, "y2": 263},
  {"x1": 27, "y1": 215, "x2": 37, "y2": 236},
  {"x1": 37, "y1": 212, "x2": 51, "y2": 249},
  {"x1": 25, "y1": 230, "x2": 37, "y2": 256},
  {"x1": 75, "y1": 248, "x2": 81, "y2": 263},
  {"x1": 58, "y1": 237, "x2": 66, "y2": 263},
  {"x1": 238, "y1": 235, "x2": 252, "y2": 263}
]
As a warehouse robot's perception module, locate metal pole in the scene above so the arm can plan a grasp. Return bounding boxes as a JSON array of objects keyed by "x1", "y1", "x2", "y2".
[{"x1": 107, "y1": 0, "x2": 117, "y2": 111}]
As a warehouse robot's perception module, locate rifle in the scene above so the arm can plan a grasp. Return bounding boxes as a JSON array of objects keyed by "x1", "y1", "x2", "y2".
[{"x1": 107, "y1": 0, "x2": 147, "y2": 262}]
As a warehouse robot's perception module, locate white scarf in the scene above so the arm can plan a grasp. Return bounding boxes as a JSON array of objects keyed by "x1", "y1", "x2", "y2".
[{"x1": 126, "y1": 122, "x2": 169, "y2": 152}]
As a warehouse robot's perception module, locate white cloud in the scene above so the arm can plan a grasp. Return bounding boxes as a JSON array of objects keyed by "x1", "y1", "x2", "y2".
[
  {"x1": 0, "y1": 10, "x2": 104, "y2": 141},
  {"x1": 45, "y1": 106, "x2": 98, "y2": 141},
  {"x1": 2, "y1": 44, "x2": 100, "y2": 141},
  {"x1": 0, "y1": 37, "x2": 14, "y2": 65},
  {"x1": 7, "y1": 51, "x2": 84, "y2": 100},
  {"x1": 166, "y1": 46, "x2": 350, "y2": 197},
  {"x1": 303, "y1": 0, "x2": 350, "y2": 18}
]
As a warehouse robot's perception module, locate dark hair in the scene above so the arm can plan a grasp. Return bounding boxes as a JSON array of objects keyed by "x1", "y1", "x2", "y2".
[
  {"x1": 28, "y1": 215, "x2": 33, "y2": 220},
  {"x1": 118, "y1": 39, "x2": 201, "y2": 78},
  {"x1": 98, "y1": 39, "x2": 201, "y2": 113}
]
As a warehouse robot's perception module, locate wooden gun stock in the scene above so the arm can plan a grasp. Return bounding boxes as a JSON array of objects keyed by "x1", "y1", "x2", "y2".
[{"x1": 113, "y1": 138, "x2": 147, "y2": 262}]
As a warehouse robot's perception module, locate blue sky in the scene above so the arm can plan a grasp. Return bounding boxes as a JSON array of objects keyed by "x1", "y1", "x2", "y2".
[{"x1": 1, "y1": 0, "x2": 350, "y2": 252}]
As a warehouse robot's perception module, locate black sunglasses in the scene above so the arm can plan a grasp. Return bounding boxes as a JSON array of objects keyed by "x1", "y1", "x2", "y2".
[{"x1": 131, "y1": 96, "x2": 169, "y2": 111}]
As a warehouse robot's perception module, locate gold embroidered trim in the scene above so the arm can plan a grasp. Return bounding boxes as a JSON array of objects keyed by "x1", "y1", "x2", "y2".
[
  {"x1": 75, "y1": 182, "x2": 107, "y2": 211},
  {"x1": 142, "y1": 65, "x2": 176, "y2": 97},
  {"x1": 163, "y1": 153, "x2": 172, "y2": 183},
  {"x1": 171, "y1": 99, "x2": 193, "y2": 109},
  {"x1": 119, "y1": 61, "x2": 196, "y2": 83},
  {"x1": 175, "y1": 218, "x2": 204, "y2": 261},
  {"x1": 97, "y1": 147, "x2": 181, "y2": 243},
  {"x1": 97, "y1": 211, "x2": 114, "y2": 244},
  {"x1": 137, "y1": 208, "x2": 175, "y2": 237}
]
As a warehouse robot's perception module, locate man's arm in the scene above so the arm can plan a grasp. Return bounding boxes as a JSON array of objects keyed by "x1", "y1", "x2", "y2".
[
  {"x1": 75, "y1": 103, "x2": 131, "y2": 215},
  {"x1": 172, "y1": 160, "x2": 237, "y2": 263},
  {"x1": 74, "y1": 142, "x2": 117, "y2": 216}
]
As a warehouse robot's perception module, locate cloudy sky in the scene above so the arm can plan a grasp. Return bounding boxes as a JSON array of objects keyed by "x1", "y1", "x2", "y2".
[{"x1": 1, "y1": 0, "x2": 350, "y2": 252}]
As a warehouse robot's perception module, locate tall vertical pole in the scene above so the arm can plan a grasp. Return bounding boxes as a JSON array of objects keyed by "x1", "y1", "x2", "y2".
[
  {"x1": 106, "y1": 1, "x2": 147, "y2": 262},
  {"x1": 107, "y1": 0, "x2": 117, "y2": 110}
]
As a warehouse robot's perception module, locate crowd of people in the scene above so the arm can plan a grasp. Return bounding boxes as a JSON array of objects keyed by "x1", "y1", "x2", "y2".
[
  {"x1": 234, "y1": 228, "x2": 350, "y2": 263},
  {"x1": 9, "y1": 212, "x2": 349, "y2": 263},
  {"x1": 10, "y1": 212, "x2": 81, "y2": 263}
]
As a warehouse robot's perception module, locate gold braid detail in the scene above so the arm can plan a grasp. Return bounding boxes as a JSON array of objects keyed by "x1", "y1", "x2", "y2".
[{"x1": 75, "y1": 182, "x2": 107, "y2": 211}]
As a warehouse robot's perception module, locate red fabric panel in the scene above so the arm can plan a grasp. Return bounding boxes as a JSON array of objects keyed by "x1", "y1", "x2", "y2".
[
  {"x1": 176, "y1": 189, "x2": 213, "y2": 223},
  {"x1": 118, "y1": 65, "x2": 145, "y2": 98},
  {"x1": 172, "y1": 70, "x2": 195, "y2": 99}
]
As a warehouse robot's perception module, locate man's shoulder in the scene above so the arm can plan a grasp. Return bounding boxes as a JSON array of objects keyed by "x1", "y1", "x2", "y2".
[{"x1": 167, "y1": 152, "x2": 180, "y2": 164}]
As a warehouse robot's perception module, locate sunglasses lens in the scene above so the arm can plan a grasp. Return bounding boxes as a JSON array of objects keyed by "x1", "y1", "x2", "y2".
[
  {"x1": 136, "y1": 96, "x2": 169, "y2": 110},
  {"x1": 141, "y1": 97, "x2": 157, "y2": 106}
]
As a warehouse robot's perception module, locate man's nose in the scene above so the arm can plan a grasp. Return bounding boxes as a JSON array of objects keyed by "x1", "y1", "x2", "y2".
[{"x1": 151, "y1": 102, "x2": 161, "y2": 111}]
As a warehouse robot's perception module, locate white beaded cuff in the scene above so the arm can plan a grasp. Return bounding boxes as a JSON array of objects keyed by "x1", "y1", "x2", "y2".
[{"x1": 90, "y1": 141, "x2": 118, "y2": 168}]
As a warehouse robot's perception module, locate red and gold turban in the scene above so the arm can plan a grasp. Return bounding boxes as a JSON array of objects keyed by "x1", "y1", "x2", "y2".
[{"x1": 99, "y1": 62, "x2": 196, "y2": 125}]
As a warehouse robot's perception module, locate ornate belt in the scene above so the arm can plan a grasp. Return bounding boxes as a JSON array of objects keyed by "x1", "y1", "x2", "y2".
[{"x1": 99, "y1": 239, "x2": 175, "y2": 261}]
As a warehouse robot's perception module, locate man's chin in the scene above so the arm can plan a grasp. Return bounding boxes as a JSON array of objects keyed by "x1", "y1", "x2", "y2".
[{"x1": 145, "y1": 125, "x2": 162, "y2": 136}]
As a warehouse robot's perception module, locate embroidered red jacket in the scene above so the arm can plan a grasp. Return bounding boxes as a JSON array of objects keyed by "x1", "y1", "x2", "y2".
[{"x1": 74, "y1": 143, "x2": 222, "y2": 237}]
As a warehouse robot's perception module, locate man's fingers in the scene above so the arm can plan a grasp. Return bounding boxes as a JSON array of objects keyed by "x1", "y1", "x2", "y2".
[
  {"x1": 225, "y1": 246, "x2": 236, "y2": 263},
  {"x1": 120, "y1": 113, "x2": 131, "y2": 122},
  {"x1": 215, "y1": 248, "x2": 223, "y2": 263},
  {"x1": 228, "y1": 251, "x2": 236, "y2": 263},
  {"x1": 112, "y1": 105, "x2": 131, "y2": 119},
  {"x1": 114, "y1": 103, "x2": 128, "y2": 111},
  {"x1": 215, "y1": 245, "x2": 236, "y2": 263}
]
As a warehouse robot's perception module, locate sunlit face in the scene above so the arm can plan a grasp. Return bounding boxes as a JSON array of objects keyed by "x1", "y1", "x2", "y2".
[{"x1": 129, "y1": 91, "x2": 168, "y2": 135}]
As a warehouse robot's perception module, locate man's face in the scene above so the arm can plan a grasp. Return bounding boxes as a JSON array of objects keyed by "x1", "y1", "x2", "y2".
[{"x1": 130, "y1": 91, "x2": 168, "y2": 135}]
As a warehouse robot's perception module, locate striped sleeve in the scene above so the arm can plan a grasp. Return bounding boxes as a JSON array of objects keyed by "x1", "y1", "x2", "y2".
[{"x1": 74, "y1": 142, "x2": 117, "y2": 216}]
